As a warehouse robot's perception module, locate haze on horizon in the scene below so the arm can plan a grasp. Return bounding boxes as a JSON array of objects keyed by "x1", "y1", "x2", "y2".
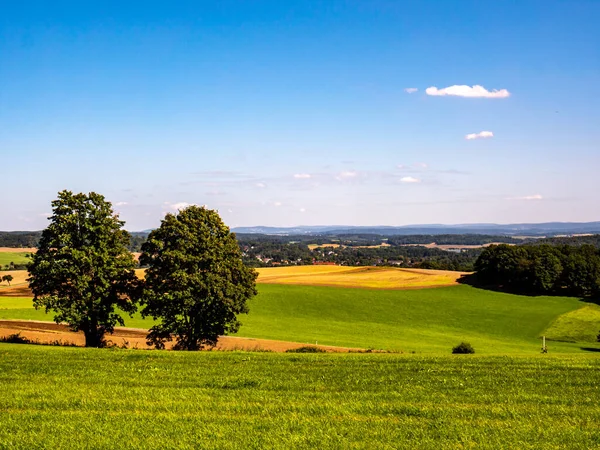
[{"x1": 1, "y1": 1, "x2": 599, "y2": 231}]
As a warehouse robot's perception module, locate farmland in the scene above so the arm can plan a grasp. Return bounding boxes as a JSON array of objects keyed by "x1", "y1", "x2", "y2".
[
  {"x1": 1, "y1": 346, "x2": 599, "y2": 449},
  {"x1": 2, "y1": 265, "x2": 600, "y2": 449},
  {"x1": 2, "y1": 265, "x2": 600, "y2": 353}
]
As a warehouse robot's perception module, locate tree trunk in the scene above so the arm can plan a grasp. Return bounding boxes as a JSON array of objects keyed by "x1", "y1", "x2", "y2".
[{"x1": 83, "y1": 327, "x2": 105, "y2": 347}]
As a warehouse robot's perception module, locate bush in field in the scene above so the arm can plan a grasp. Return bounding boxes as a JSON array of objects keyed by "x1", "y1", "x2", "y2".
[
  {"x1": 286, "y1": 346, "x2": 326, "y2": 353},
  {"x1": 0, "y1": 333, "x2": 30, "y2": 344},
  {"x1": 452, "y1": 342, "x2": 475, "y2": 354}
]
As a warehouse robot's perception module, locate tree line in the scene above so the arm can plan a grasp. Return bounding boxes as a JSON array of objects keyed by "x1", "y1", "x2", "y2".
[
  {"x1": 28, "y1": 191, "x2": 257, "y2": 349},
  {"x1": 474, "y1": 244, "x2": 600, "y2": 297}
]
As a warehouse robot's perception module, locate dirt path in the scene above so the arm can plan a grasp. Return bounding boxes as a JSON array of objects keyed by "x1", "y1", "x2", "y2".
[{"x1": 0, "y1": 320, "x2": 361, "y2": 352}]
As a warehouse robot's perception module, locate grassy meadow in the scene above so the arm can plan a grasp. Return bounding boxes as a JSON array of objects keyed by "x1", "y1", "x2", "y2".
[
  {"x1": 1, "y1": 345, "x2": 599, "y2": 449},
  {"x1": 3, "y1": 283, "x2": 600, "y2": 354},
  {"x1": 2, "y1": 265, "x2": 600, "y2": 448},
  {"x1": 0, "y1": 252, "x2": 31, "y2": 267}
]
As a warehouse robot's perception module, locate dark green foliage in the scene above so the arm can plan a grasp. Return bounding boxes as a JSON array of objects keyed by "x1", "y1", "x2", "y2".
[
  {"x1": 27, "y1": 191, "x2": 139, "y2": 347},
  {"x1": 1, "y1": 274, "x2": 13, "y2": 285},
  {"x1": 0, "y1": 231, "x2": 41, "y2": 248},
  {"x1": 474, "y1": 244, "x2": 600, "y2": 297},
  {"x1": 285, "y1": 346, "x2": 326, "y2": 353},
  {"x1": 452, "y1": 342, "x2": 475, "y2": 354},
  {"x1": 140, "y1": 206, "x2": 258, "y2": 350}
]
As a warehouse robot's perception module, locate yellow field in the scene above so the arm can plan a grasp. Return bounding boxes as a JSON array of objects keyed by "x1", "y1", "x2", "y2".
[
  {"x1": 1, "y1": 265, "x2": 467, "y2": 296},
  {"x1": 256, "y1": 265, "x2": 468, "y2": 289},
  {"x1": 307, "y1": 243, "x2": 391, "y2": 251},
  {"x1": 307, "y1": 244, "x2": 341, "y2": 251},
  {"x1": 0, "y1": 248, "x2": 37, "y2": 253}
]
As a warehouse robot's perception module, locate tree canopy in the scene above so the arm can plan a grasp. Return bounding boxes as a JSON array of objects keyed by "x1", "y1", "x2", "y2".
[
  {"x1": 140, "y1": 205, "x2": 257, "y2": 350},
  {"x1": 27, "y1": 191, "x2": 138, "y2": 347},
  {"x1": 474, "y1": 244, "x2": 600, "y2": 297}
]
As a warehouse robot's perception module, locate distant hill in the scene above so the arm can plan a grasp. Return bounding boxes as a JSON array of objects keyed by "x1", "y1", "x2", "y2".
[{"x1": 231, "y1": 222, "x2": 600, "y2": 237}]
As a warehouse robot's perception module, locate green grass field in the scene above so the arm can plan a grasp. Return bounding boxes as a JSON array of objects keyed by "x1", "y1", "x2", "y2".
[
  {"x1": 0, "y1": 345, "x2": 599, "y2": 449},
  {"x1": 0, "y1": 252, "x2": 31, "y2": 267},
  {"x1": 3, "y1": 284, "x2": 600, "y2": 354}
]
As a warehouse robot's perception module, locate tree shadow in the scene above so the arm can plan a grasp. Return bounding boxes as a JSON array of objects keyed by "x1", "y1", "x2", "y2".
[
  {"x1": 456, "y1": 274, "x2": 541, "y2": 297},
  {"x1": 457, "y1": 274, "x2": 600, "y2": 304},
  {"x1": 580, "y1": 347, "x2": 600, "y2": 352}
]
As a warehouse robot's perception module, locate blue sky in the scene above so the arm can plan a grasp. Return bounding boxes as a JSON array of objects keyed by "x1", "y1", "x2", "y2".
[{"x1": 1, "y1": 0, "x2": 599, "y2": 230}]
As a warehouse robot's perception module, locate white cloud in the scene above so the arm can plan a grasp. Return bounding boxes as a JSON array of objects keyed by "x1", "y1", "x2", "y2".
[
  {"x1": 299, "y1": 208, "x2": 306, "y2": 213},
  {"x1": 336, "y1": 170, "x2": 358, "y2": 180},
  {"x1": 507, "y1": 194, "x2": 543, "y2": 201},
  {"x1": 114, "y1": 201, "x2": 128, "y2": 206},
  {"x1": 414, "y1": 162, "x2": 428, "y2": 169},
  {"x1": 425, "y1": 85, "x2": 510, "y2": 98},
  {"x1": 400, "y1": 176, "x2": 421, "y2": 183},
  {"x1": 168, "y1": 202, "x2": 197, "y2": 210},
  {"x1": 404, "y1": 88, "x2": 418, "y2": 94},
  {"x1": 293, "y1": 173, "x2": 312, "y2": 179},
  {"x1": 273, "y1": 201, "x2": 282, "y2": 207},
  {"x1": 465, "y1": 131, "x2": 494, "y2": 140},
  {"x1": 255, "y1": 182, "x2": 266, "y2": 188}
]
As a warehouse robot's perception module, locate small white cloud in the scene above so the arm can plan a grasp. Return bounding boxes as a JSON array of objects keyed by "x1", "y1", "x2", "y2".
[
  {"x1": 507, "y1": 194, "x2": 543, "y2": 201},
  {"x1": 293, "y1": 173, "x2": 312, "y2": 179},
  {"x1": 274, "y1": 201, "x2": 282, "y2": 207},
  {"x1": 465, "y1": 131, "x2": 494, "y2": 140},
  {"x1": 426, "y1": 85, "x2": 510, "y2": 98},
  {"x1": 404, "y1": 88, "x2": 418, "y2": 94},
  {"x1": 400, "y1": 176, "x2": 421, "y2": 183},
  {"x1": 336, "y1": 170, "x2": 358, "y2": 180},
  {"x1": 299, "y1": 208, "x2": 306, "y2": 213},
  {"x1": 255, "y1": 182, "x2": 266, "y2": 188},
  {"x1": 227, "y1": 209, "x2": 233, "y2": 213},
  {"x1": 168, "y1": 202, "x2": 197, "y2": 210},
  {"x1": 114, "y1": 201, "x2": 128, "y2": 206},
  {"x1": 414, "y1": 163, "x2": 428, "y2": 169},
  {"x1": 38, "y1": 212, "x2": 52, "y2": 218}
]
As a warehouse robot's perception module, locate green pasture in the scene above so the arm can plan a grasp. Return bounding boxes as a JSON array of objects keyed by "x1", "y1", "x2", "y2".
[
  {"x1": 0, "y1": 346, "x2": 599, "y2": 449},
  {"x1": 0, "y1": 252, "x2": 30, "y2": 267},
  {"x1": 3, "y1": 284, "x2": 600, "y2": 354}
]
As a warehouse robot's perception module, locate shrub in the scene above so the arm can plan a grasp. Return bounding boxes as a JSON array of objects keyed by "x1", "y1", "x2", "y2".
[
  {"x1": 0, "y1": 333, "x2": 31, "y2": 344},
  {"x1": 452, "y1": 342, "x2": 475, "y2": 354},
  {"x1": 286, "y1": 346, "x2": 326, "y2": 353}
]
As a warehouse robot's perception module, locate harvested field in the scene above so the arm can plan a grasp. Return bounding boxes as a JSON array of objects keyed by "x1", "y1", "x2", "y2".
[
  {"x1": 307, "y1": 243, "x2": 390, "y2": 250},
  {"x1": 307, "y1": 243, "x2": 341, "y2": 250},
  {"x1": 400, "y1": 242, "x2": 514, "y2": 250},
  {"x1": 0, "y1": 320, "x2": 359, "y2": 352},
  {"x1": 0, "y1": 270, "x2": 30, "y2": 296},
  {"x1": 0, "y1": 247, "x2": 37, "y2": 253},
  {"x1": 256, "y1": 265, "x2": 467, "y2": 289}
]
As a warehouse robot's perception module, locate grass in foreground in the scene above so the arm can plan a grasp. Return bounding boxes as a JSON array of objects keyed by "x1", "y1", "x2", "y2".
[{"x1": 0, "y1": 345, "x2": 599, "y2": 449}]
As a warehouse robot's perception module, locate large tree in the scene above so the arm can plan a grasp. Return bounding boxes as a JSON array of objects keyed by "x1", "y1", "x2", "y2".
[
  {"x1": 28, "y1": 191, "x2": 138, "y2": 347},
  {"x1": 140, "y1": 205, "x2": 257, "y2": 350}
]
